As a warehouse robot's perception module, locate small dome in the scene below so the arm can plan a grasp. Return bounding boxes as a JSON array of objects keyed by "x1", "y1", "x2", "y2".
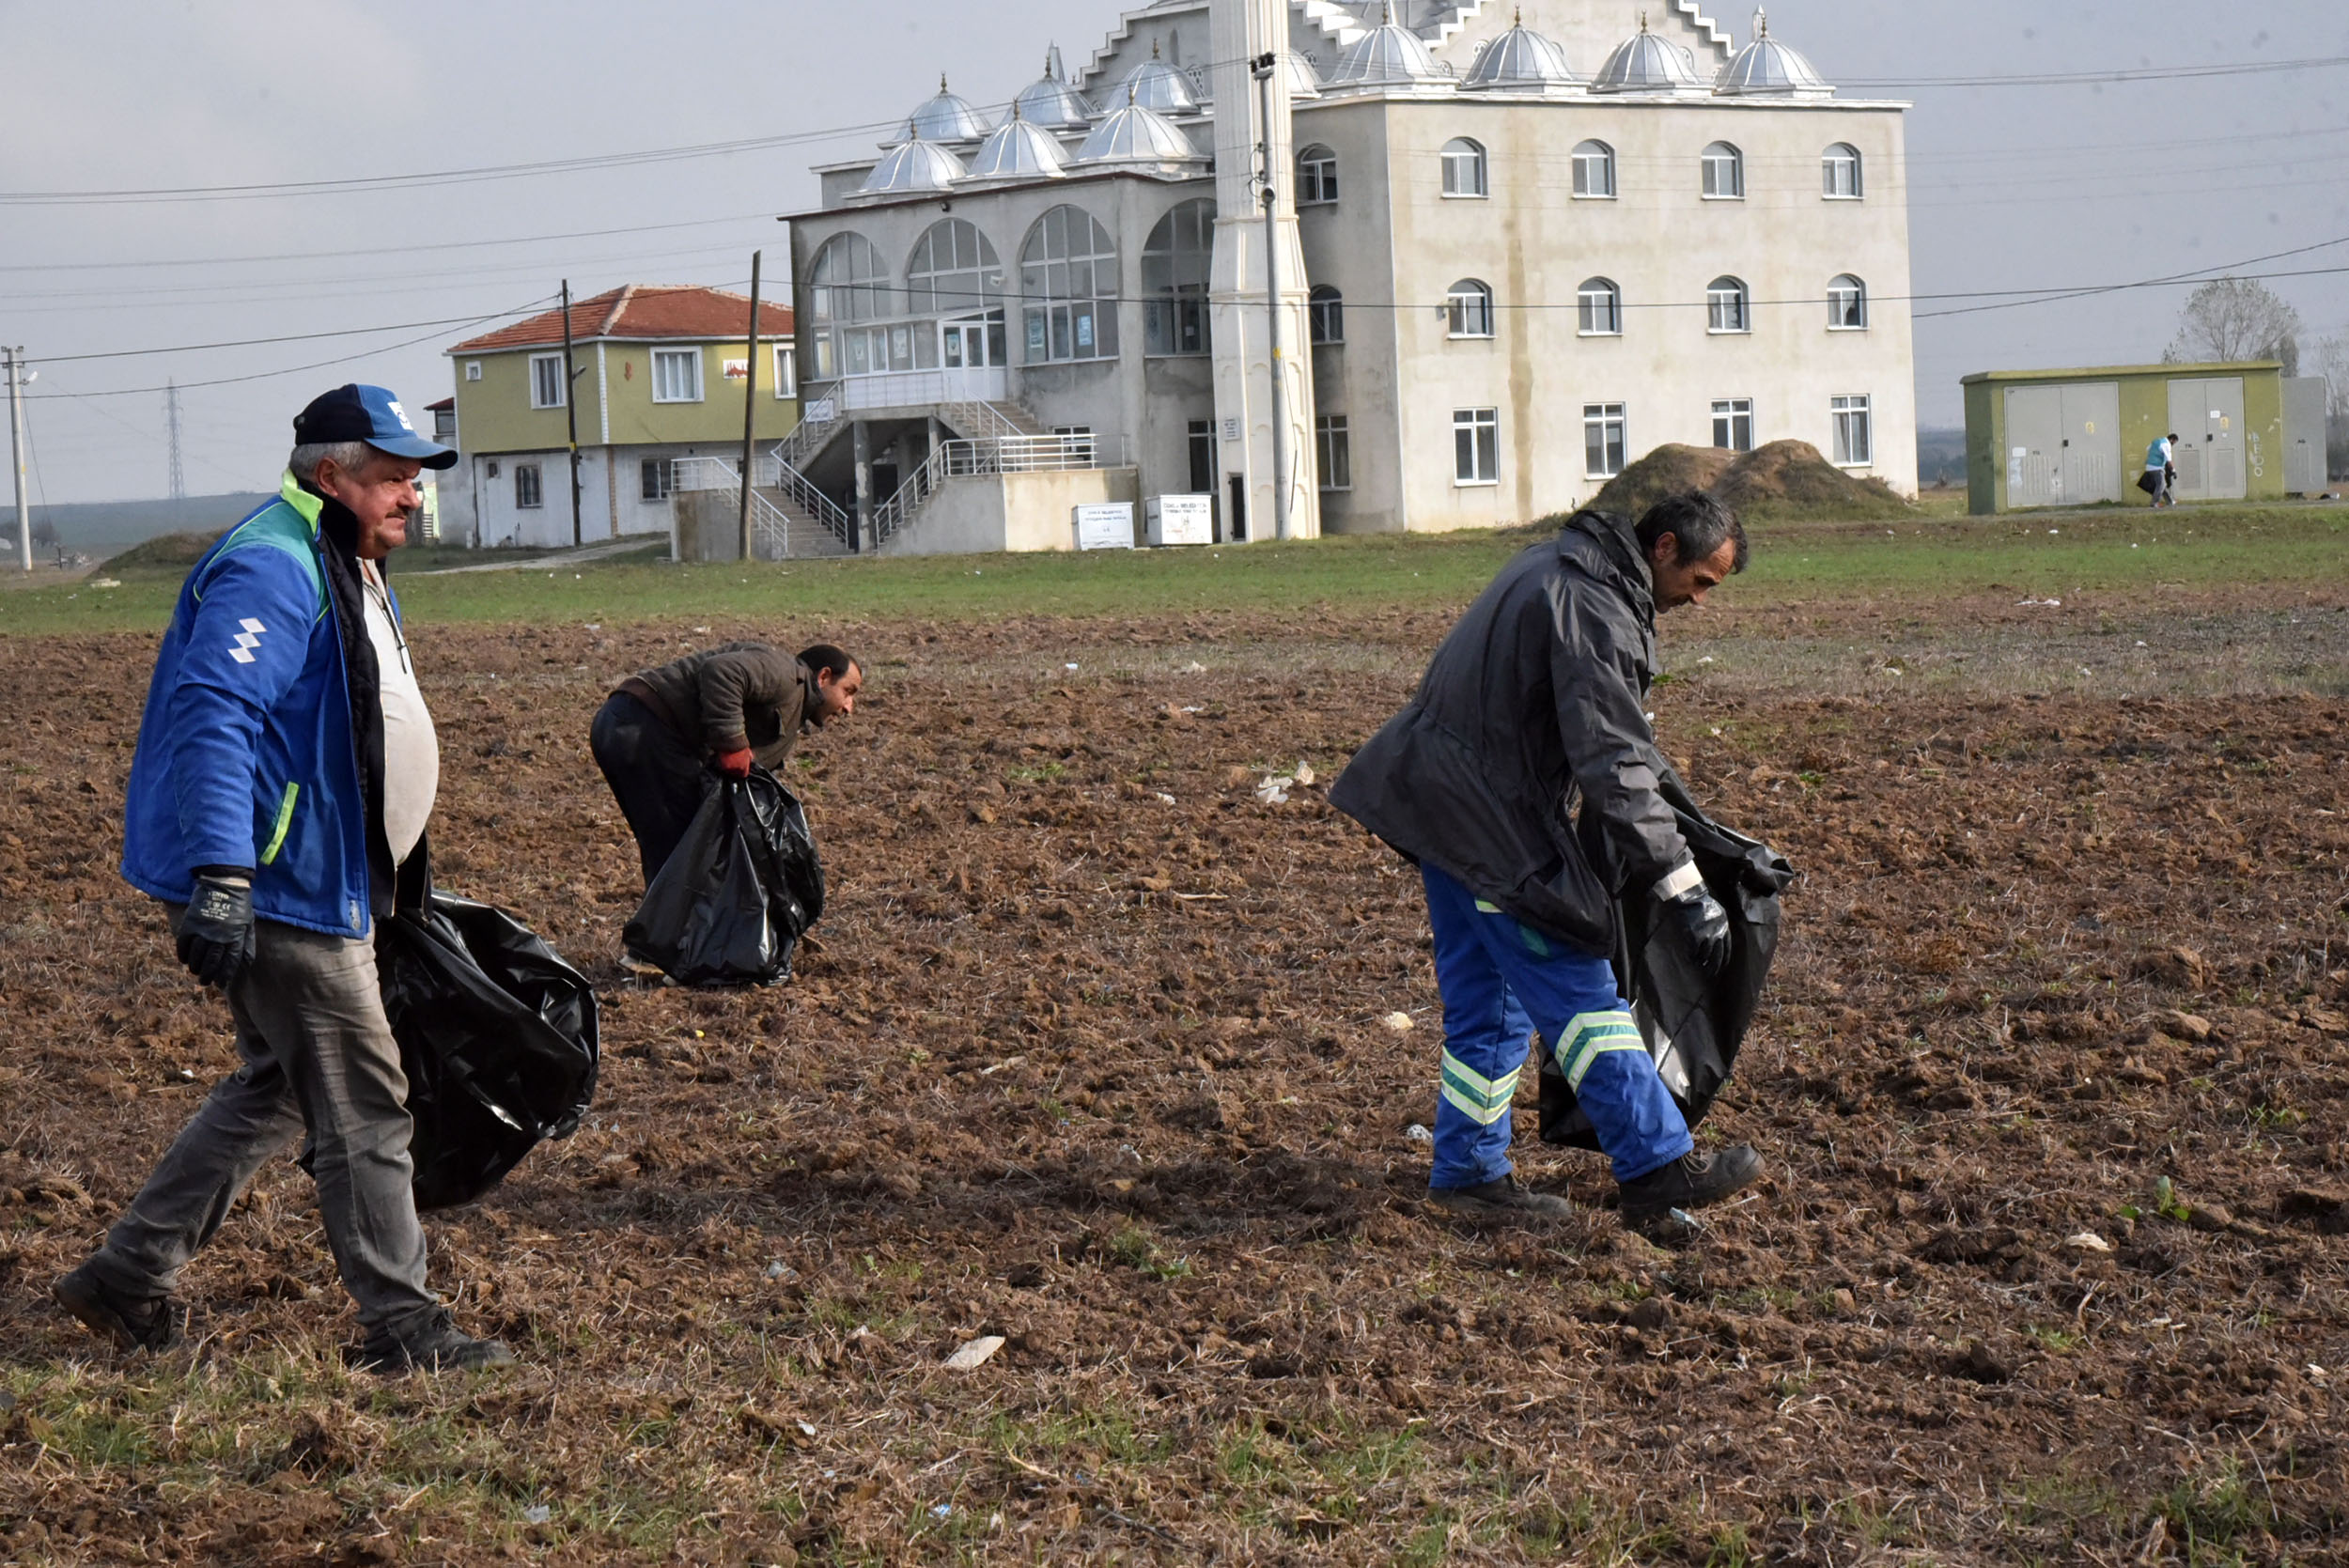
[
  {"x1": 1327, "y1": 4, "x2": 1446, "y2": 90},
  {"x1": 894, "y1": 75, "x2": 988, "y2": 146},
  {"x1": 964, "y1": 111, "x2": 1071, "y2": 184},
  {"x1": 1463, "y1": 9, "x2": 1580, "y2": 93},
  {"x1": 1015, "y1": 56, "x2": 1097, "y2": 129},
  {"x1": 1075, "y1": 92, "x2": 1206, "y2": 169},
  {"x1": 856, "y1": 135, "x2": 967, "y2": 199},
  {"x1": 1591, "y1": 12, "x2": 1704, "y2": 94},
  {"x1": 1118, "y1": 42, "x2": 1200, "y2": 115},
  {"x1": 1715, "y1": 9, "x2": 1831, "y2": 97},
  {"x1": 1281, "y1": 50, "x2": 1324, "y2": 101}
]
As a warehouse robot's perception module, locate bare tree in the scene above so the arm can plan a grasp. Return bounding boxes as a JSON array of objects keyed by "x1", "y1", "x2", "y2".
[
  {"x1": 2318, "y1": 334, "x2": 2349, "y2": 480},
  {"x1": 30, "y1": 517, "x2": 57, "y2": 549},
  {"x1": 2166, "y1": 276, "x2": 2303, "y2": 369}
]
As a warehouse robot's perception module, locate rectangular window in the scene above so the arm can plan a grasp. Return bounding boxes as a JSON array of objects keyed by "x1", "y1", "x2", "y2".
[
  {"x1": 464, "y1": 361, "x2": 483, "y2": 381},
  {"x1": 1316, "y1": 415, "x2": 1352, "y2": 491},
  {"x1": 431, "y1": 406, "x2": 457, "y2": 442},
  {"x1": 1454, "y1": 408, "x2": 1499, "y2": 486},
  {"x1": 1711, "y1": 398, "x2": 1754, "y2": 453},
  {"x1": 772, "y1": 343, "x2": 797, "y2": 398},
  {"x1": 1583, "y1": 403, "x2": 1627, "y2": 478},
  {"x1": 651, "y1": 347, "x2": 703, "y2": 403},
  {"x1": 1145, "y1": 293, "x2": 1209, "y2": 356},
  {"x1": 1052, "y1": 426, "x2": 1097, "y2": 465},
  {"x1": 1832, "y1": 395, "x2": 1874, "y2": 466},
  {"x1": 529, "y1": 353, "x2": 565, "y2": 410},
  {"x1": 641, "y1": 458, "x2": 673, "y2": 502},
  {"x1": 1188, "y1": 419, "x2": 1215, "y2": 493},
  {"x1": 1299, "y1": 150, "x2": 1339, "y2": 205},
  {"x1": 515, "y1": 463, "x2": 543, "y2": 508}
]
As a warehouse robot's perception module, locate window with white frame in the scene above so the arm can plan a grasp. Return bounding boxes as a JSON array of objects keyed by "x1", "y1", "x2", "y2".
[
  {"x1": 773, "y1": 343, "x2": 797, "y2": 397},
  {"x1": 1832, "y1": 395, "x2": 1874, "y2": 466},
  {"x1": 651, "y1": 348, "x2": 703, "y2": 402},
  {"x1": 1298, "y1": 144, "x2": 1339, "y2": 205},
  {"x1": 1309, "y1": 286, "x2": 1345, "y2": 345},
  {"x1": 1578, "y1": 277, "x2": 1622, "y2": 336},
  {"x1": 529, "y1": 353, "x2": 565, "y2": 410},
  {"x1": 1572, "y1": 140, "x2": 1616, "y2": 198},
  {"x1": 1711, "y1": 398, "x2": 1754, "y2": 452},
  {"x1": 808, "y1": 232, "x2": 892, "y2": 380},
  {"x1": 1020, "y1": 205, "x2": 1120, "y2": 363},
  {"x1": 1143, "y1": 199, "x2": 1214, "y2": 357},
  {"x1": 1823, "y1": 143, "x2": 1864, "y2": 199},
  {"x1": 1316, "y1": 414, "x2": 1351, "y2": 490},
  {"x1": 1828, "y1": 274, "x2": 1867, "y2": 330},
  {"x1": 1446, "y1": 278, "x2": 1494, "y2": 338},
  {"x1": 1702, "y1": 141, "x2": 1744, "y2": 198},
  {"x1": 1583, "y1": 403, "x2": 1626, "y2": 477},
  {"x1": 641, "y1": 458, "x2": 673, "y2": 502},
  {"x1": 1454, "y1": 408, "x2": 1499, "y2": 485},
  {"x1": 1707, "y1": 276, "x2": 1750, "y2": 334},
  {"x1": 1440, "y1": 137, "x2": 1487, "y2": 198},
  {"x1": 464, "y1": 361, "x2": 482, "y2": 381},
  {"x1": 515, "y1": 463, "x2": 542, "y2": 508}
]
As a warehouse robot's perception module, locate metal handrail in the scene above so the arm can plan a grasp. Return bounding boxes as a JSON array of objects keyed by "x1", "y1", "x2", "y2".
[
  {"x1": 941, "y1": 433, "x2": 1121, "y2": 474},
  {"x1": 760, "y1": 450, "x2": 856, "y2": 547},
  {"x1": 871, "y1": 442, "x2": 951, "y2": 547},
  {"x1": 670, "y1": 456, "x2": 802, "y2": 560}
]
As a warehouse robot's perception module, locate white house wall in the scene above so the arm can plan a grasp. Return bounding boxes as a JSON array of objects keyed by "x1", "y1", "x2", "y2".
[{"x1": 463, "y1": 444, "x2": 725, "y2": 551}]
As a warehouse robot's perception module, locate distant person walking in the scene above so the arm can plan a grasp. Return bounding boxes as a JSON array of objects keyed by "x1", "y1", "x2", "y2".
[
  {"x1": 55, "y1": 385, "x2": 514, "y2": 1374},
  {"x1": 2144, "y1": 432, "x2": 2179, "y2": 508},
  {"x1": 590, "y1": 642, "x2": 862, "y2": 885}
]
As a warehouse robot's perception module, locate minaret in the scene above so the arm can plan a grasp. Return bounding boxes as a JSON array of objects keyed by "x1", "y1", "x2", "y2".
[{"x1": 1207, "y1": 0, "x2": 1319, "y2": 540}]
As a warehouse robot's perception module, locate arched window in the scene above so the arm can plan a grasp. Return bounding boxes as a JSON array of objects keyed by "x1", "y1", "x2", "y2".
[
  {"x1": 1823, "y1": 143, "x2": 1863, "y2": 199},
  {"x1": 1446, "y1": 278, "x2": 1494, "y2": 338},
  {"x1": 1019, "y1": 206, "x2": 1120, "y2": 364},
  {"x1": 1701, "y1": 141, "x2": 1744, "y2": 199},
  {"x1": 1572, "y1": 140, "x2": 1616, "y2": 199},
  {"x1": 1706, "y1": 276, "x2": 1750, "y2": 334},
  {"x1": 906, "y1": 220, "x2": 1003, "y2": 318},
  {"x1": 1828, "y1": 274, "x2": 1867, "y2": 330},
  {"x1": 1298, "y1": 144, "x2": 1339, "y2": 206},
  {"x1": 808, "y1": 233, "x2": 892, "y2": 379},
  {"x1": 1309, "y1": 285, "x2": 1345, "y2": 345},
  {"x1": 1440, "y1": 138, "x2": 1487, "y2": 198},
  {"x1": 1578, "y1": 277, "x2": 1622, "y2": 336},
  {"x1": 1143, "y1": 199, "x2": 1215, "y2": 356}
]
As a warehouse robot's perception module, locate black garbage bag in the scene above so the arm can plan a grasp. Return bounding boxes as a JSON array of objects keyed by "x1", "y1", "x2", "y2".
[
  {"x1": 621, "y1": 766, "x2": 824, "y2": 986},
  {"x1": 377, "y1": 892, "x2": 601, "y2": 1210},
  {"x1": 1541, "y1": 787, "x2": 1793, "y2": 1149}
]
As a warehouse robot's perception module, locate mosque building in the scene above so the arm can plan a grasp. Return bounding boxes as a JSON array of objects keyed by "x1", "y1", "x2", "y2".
[{"x1": 779, "y1": 0, "x2": 1916, "y2": 551}]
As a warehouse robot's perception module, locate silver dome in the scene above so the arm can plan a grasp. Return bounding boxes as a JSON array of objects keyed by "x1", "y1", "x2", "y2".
[
  {"x1": 856, "y1": 135, "x2": 967, "y2": 199},
  {"x1": 1281, "y1": 50, "x2": 1324, "y2": 101},
  {"x1": 1075, "y1": 93, "x2": 1206, "y2": 169},
  {"x1": 1463, "y1": 10, "x2": 1581, "y2": 93},
  {"x1": 1326, "y1": 5, "x2": 1447, "y2": 91},
  {"x1": 1015, "y1": 57, "x2": 1097, "y2": 129},
  {"x1": 1715, "y1": 10, "x2": 1831, "y2": 98},
  {"x1": 1119, "y1": 44, "x2": 1200, "y2": 116},
  {"x1": 964, "y1": 112, "x2": 1071, "y2": 184},
  {"x1": 1590, "y1": 13, "x2": 1705, "y2": 94},
  {"x1": 894, "y1": 75, "x2": 989, "y2": 146}
]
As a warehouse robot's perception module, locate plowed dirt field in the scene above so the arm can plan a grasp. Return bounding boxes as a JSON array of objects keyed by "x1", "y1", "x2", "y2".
[{"x1": 3, "y1": 591, "x2": 2347, "y2": 1565}]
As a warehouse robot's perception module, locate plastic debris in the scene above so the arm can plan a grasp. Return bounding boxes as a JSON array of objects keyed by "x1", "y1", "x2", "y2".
[
  {"x1": 766, "y1": 1260, "x2": 794, "y2": 1280},
  {"x1": 1065, "y1": 662, "x2": 1080, "y2": 671},
  {"x1": 1178, "y1": 660, "x2": 1208, "y2": 674},
  {"x1": 944, "y1": 1335, "x2": 1006, "y2": 1372},
  {"x1": 523, "y1": 1505, "x2": 552, "y2": 1525},
  {"x1": 1153, "y1": 792, "x2": 1177, "y2": 806},
  {"x1": 1405, "y1": 1123, "x2": 1435, "y2": 1144},
  {"x1": 1293, "y1": 762, "x2": 1316, "y2": 787},
  {"x1": 1255, "y1": 775, "x2": 1294, "y2": 805},
  {"x1": 2065, "y1": 1231, "x2": 2112, "y2": 1254},
  {"x1": 1382, "y1": 1012, "x2": 1414, "y2": 1034}
]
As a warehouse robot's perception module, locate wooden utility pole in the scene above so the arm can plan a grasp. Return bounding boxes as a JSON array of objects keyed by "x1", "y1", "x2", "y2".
[
  {"x1": 739, "y1": 250, "x2": 762, "y2": 562},
  {"x1": 6, "y1": 349, "x2": 30, "y2": 574},
  {"x1": 560, "y1": 279, "x2": 583, "y2": 548}
]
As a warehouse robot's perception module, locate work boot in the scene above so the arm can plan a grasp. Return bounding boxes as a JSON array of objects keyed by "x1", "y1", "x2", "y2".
[
  {"x1": 1426, "y1": 1175, "x2": 1572, "y2": 1222},
  {"x1": 1616, "y1": 1145, "x2": 1766, "y2": 1230},
  {"x1": 349, "y1": 1309, "x2": 516, "y2": 1375},
  {"x1": 54, "y1": 1263, "x2": 188, "y2": 1353}
]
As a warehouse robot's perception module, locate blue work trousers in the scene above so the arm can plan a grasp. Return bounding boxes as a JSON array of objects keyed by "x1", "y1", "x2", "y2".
[{"x1": 1422, "y1": 862, "x2": 1692, "y2": 1189}]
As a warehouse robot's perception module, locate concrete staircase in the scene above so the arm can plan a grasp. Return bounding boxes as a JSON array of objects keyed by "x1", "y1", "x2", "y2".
[{"x1": 750, "y1": 487, "x2": 853, "y2": 559}]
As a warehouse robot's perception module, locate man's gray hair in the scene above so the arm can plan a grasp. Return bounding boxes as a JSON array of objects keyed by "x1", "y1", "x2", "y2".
[{"x1": 288, "y1": 441, "x2": 379, "y2": 485}]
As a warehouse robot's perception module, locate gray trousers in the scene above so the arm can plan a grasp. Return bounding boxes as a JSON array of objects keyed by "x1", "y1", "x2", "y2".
[{"x1": 86, "y1": 912, "x2": 438, "y2": 1335}]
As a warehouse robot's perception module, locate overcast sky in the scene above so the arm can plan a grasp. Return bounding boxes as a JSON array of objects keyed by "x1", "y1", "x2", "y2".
[{"x1": 3, "y1": 0, "x2": 2345, "y2": 504}]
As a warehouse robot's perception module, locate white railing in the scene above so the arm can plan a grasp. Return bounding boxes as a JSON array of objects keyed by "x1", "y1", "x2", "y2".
[
  {"x1": 870, "y1": 432, "x2": 1125, "y2": 547},
  {"x1": 670, "y1": 456, "x2": 802, "y2": 560},
  {"x1": 942, "y1": 399, "x2": 1027, "y2": 442},
  {"x1": 757, "y1": 449, "x2": 856, "y2": 548},
  {"x1": 872, "y1": 442, "x2": 951, "y2": 546},
  {"x1": 834, "y1": 367, "x2": 1010, "y2": 412}
]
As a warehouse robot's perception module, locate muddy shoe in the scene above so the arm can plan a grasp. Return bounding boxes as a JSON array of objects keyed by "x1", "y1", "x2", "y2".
[
  {"x1": 350, "y1": 1310, "x2": 516, "y2": 1375},
  {"x1": 1426, "y1": 1176, "x2": 1572, "y2": 1222},
  {"x1": 54, "y1": 1264, "x2": 187, "y2": 1352},
  {"x1": 1617, "y1": 1146, "x2": 1765, "y2": 1229}
]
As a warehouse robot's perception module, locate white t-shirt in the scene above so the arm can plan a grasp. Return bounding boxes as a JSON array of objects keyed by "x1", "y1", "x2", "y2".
[{"x1": 358, "y1": 560, "x2": 439, "y2": 867}]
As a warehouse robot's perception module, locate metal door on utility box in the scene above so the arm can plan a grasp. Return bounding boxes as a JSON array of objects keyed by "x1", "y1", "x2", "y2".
[
  {"x1": 2166, "y1": 377, "x2": 2247, "y2": 501},
  {"x1": 2003, "y1": 381, "x2": 2121, "y2": 506}
]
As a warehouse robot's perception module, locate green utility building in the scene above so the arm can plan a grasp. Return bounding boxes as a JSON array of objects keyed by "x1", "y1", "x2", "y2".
[{"x1": 1961, "y1": 361, "x2": 2328, "y2": 514}]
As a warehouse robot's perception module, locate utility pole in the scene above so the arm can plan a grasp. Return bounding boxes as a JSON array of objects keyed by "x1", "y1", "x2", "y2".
[
  {"x1": 560, "y1": 278, "x2": 583, "y2": 548},
  {"x1": 739, "y1": 249, "x2": 762, "y2": 563},
  {"x1": 6, "y1": 349, "x2": 29, "y2": 574},
  {"x1": 1254, "y1": 53, "x2": 1290, "y2": 541},
  {"x1": 164, "y1": 380, "x2": 186, "y2": 517}
]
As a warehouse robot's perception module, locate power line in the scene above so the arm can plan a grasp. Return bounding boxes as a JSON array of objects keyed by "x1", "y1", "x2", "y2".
[
  {"x1": 23, "y1": 303, "x2": 558, "y2": 366},
  {"x1": 1841, "y1": 54, "x2": 2349, "y2": 90}
]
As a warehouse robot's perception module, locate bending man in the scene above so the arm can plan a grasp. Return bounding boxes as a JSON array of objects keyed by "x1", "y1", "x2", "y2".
[{"x1": 1330, "y1": 491, "x2": 1766, "y2": 1234}]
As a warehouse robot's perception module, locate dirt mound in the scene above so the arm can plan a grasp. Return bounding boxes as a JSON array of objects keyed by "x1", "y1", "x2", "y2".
[
  {"x1": 1587, "y1": 443, "x2": 1735, "y2": 520},
  {"x1": 101, "y1": 530, "x2": 225, "y2": 572},
  {"x1": 1717, "y1": 439, "x2": 1915, "y2": 521}
]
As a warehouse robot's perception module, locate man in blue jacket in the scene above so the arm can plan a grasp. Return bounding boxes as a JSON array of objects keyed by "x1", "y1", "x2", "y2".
[{"x1": 54, "y1": 385, "x2": 512, "y2": 1373}]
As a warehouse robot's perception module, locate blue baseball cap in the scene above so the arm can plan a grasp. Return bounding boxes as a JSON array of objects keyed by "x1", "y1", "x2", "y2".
[{"x1": 292, "y1": 383, "x2": 457, "y2": 469}]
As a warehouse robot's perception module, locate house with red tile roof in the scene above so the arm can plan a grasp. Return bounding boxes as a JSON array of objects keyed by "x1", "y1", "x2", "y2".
[{"x1": 437, "y1": 285, "x2": 796, "y2": 549}]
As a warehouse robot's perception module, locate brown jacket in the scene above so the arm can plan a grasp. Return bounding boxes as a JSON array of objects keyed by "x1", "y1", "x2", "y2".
[{"x1": 618, "y1": 642, "x2": 814, "y2": 770}]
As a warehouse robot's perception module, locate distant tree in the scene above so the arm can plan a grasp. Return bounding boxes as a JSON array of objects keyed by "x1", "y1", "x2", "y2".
[
  {"x1": 2166, "y1": 276, "x2": 2303, "y2": 369},
  {"x1": 30, "y1": 517, "x2": 57, "y2": 548}
]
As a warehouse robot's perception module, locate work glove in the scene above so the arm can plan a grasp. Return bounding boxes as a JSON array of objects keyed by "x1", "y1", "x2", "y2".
[
  {"x1": 1658, "y1": 877, "x2": 1732, "y2": 978},
  {"x1": 177, "y1": 870, "x2": 257, "y2": 988},
  {"x1": 714, "y1": 747, "x2": 755, "y2": 780}
]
